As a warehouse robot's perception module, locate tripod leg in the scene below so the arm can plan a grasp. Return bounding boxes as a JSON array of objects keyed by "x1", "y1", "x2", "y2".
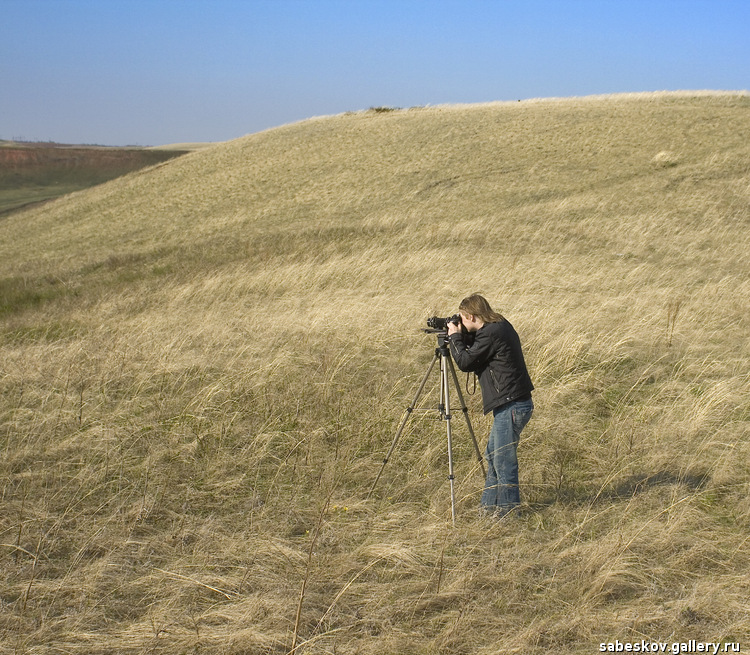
[
  {"x1": 367, "y1": 352, "x2": 440, "y2": 499},
  {"x1": 441, "y1": 352, "x2": 458, "y2": 526},
  {"x1": 447, "y1": 357, "x2": 487, "y2": 479}
]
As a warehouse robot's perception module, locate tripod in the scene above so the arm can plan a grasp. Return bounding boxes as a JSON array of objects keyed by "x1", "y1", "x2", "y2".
[{"x1": 368, "y1": 331, "x2": 486, "y2": 525}]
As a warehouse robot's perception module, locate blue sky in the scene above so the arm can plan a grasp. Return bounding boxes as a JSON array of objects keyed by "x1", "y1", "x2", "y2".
[{"x1": 2, "y1": 0, "x2": 748, "y2": 145}]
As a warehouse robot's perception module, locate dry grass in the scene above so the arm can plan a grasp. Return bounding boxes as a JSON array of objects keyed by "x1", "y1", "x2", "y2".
[{"x1": 1, "y1": 91, "x2": 749, "y2": 654}]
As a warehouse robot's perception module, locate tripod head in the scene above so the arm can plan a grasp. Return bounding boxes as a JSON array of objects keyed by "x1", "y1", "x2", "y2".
[{"x1": 423, "y1": 328, "x2": 450, "y2": 353}]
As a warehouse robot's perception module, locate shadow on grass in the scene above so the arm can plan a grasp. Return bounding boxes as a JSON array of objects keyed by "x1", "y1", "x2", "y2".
[{"x1": 528, "y1": 469, "x2": 710, "y2": 510}]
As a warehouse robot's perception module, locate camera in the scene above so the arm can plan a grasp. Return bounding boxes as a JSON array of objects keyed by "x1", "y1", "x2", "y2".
[{"x1": 426, "y1": 314, "x2": 462, "y2": 331}]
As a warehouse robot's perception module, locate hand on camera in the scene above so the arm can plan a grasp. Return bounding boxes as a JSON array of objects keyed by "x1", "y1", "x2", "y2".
[{"x1": 446, "y1": 319, "x2": 461, "y2": 335}]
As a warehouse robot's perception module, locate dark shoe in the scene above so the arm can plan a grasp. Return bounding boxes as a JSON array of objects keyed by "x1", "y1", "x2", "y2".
[{"x1": 495, "y1": 505, "x2": 521, "y2": 519}]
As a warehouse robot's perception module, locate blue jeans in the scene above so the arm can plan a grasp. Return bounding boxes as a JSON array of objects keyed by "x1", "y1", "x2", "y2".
[{"x1": 481, "y1": 398, "x2": 533, "y2": 513}]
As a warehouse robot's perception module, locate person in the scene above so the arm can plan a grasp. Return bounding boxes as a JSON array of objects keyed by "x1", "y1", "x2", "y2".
[{"x1": 446, "y1": 294, "x2": 534, "y2": 518}]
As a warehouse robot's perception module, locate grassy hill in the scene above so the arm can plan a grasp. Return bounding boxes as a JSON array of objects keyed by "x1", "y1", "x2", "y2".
[
  {"x1": 1, "y1": 91, "x2": 749, "y2": 654},
  {"x1": 0, "y1": 141, "x2": 199, "y2": 214}
]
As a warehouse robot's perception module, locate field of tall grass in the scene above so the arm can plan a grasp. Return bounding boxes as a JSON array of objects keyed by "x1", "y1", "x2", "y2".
[{"x1": 1, "y1": 91, "x2": 749, "y2": 654}]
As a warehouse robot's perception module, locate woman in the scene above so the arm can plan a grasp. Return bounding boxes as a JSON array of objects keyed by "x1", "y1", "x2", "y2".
[{"x1": 446, "y1": 294, "x2": 534, "y2": 518}]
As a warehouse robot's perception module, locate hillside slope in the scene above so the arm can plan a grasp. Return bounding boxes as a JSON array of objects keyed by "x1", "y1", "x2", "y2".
[{"x1": 1, "y1": 92, "x2": 749, "y2": 654}]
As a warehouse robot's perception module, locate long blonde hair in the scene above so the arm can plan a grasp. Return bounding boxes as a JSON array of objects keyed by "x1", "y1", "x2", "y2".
[{"x1": 459, "y1": 294, "x2": 505, "y2": 323}]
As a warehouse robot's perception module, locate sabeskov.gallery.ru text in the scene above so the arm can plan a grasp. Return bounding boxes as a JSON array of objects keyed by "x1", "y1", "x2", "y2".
[{"x1": 599, "y1": 641, "x2": 740, "y2": 654}]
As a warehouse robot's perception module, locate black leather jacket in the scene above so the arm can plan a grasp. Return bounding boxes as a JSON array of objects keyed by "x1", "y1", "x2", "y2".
[{"x1": 448, "y1": 320, "x2": 534, "y2": 415}]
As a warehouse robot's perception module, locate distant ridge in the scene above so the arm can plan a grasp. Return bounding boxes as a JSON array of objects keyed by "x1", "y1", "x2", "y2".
[
  {"x1": 0, "y1": 140, "x2": 191, "y2": 214},
  {"x1": 148, "y1": 142, "x2": 221, "y2": 151}
]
